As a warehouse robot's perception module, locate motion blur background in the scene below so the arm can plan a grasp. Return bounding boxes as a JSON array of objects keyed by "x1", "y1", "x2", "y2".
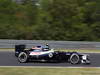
[{"x1": 0, "y1": 0, "x2": 100, "y2": 41}]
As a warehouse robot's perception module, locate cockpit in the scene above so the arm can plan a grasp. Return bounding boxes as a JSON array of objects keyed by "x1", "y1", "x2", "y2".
[{"x1": 31, "y1": 45, "x2": 50, "y2": 52}]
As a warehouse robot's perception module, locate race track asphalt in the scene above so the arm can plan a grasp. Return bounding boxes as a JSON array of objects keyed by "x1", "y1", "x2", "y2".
[{"x1": 0, "y1": 51, "x2": 100, "y2": 67}]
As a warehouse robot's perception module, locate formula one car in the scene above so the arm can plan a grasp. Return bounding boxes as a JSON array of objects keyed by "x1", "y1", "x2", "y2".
[{"x1": 15, "y1": 44, "x2": 90, "y2": 64}]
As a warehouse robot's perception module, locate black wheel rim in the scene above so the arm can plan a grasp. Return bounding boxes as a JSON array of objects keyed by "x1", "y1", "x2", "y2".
[
  {"x1": 18, "y1": 53, "x2": 27, "y2": 62},
  {"x1": 70, "y1": 54, "x2": 79, "y2": 64},
  {"x1": 20, "y1": 54, "x2": 26, "y2": 60}
]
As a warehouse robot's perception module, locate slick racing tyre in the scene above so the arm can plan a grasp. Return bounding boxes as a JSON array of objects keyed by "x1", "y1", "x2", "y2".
[
  {"x1": 18, "y1": 52, "x2": 28, "y2": 63},
  {"x1": 70, "y1": 53, "x2": 80, "y2": 64}
]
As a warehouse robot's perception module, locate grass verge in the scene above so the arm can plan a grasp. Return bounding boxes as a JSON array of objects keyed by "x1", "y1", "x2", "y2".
[
  {"x1": 57, "y1": 49, "x2": 100, "y2": 53},
  {"x1": 0, "y1": 67, "x2": 100, "y2": 75}
]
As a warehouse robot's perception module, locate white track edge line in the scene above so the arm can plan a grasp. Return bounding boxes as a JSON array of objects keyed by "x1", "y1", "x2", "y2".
[{"x1": 0, "y1": 66, "x2": 100, "y2": 68}]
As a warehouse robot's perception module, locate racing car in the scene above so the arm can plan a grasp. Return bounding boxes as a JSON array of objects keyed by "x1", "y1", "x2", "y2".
[{"x1": 15, "y1": 44, "x2": 90, "y2": 64}]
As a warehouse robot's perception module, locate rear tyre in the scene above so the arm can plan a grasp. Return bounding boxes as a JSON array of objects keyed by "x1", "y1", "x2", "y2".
[
  {"x1": 70, "y1": 53, "x2": 80, "y2": 64},
  {"x1": 18, "y1": 52, "x2": 28, "y2": 63}
]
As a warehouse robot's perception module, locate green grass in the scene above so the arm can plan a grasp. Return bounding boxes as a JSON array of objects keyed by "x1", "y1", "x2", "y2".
[
  {"x1": 0, "y1": 48, "x2": 14, "y2": 51},
  {"x1": 56, "y1": 49, "x2": 100, "y2": 53},
  {"x1": 0, "y1": 67, "x2": 100, "y2": 75},
  {"x1": 0, "y1": 48, "x2": 100, "y2": 53}
]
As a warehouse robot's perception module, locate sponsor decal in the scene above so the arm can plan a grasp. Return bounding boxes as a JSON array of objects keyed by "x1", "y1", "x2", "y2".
[
  {"x1": 30, "y1": 52, "x2": 41, "y2": 55},
  {"x1": 30, "y1": 50, "x2": 54, "y2": 55}
]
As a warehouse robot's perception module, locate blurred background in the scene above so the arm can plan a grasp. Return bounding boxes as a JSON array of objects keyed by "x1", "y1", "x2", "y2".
[{"x1": 0, "y1": 0, "x2": 100, "y2": 41}]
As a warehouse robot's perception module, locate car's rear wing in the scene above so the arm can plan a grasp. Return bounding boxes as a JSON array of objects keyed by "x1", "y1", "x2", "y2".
[{"x1": 15, "y1": 45, "x2": 26, "y2": 57}]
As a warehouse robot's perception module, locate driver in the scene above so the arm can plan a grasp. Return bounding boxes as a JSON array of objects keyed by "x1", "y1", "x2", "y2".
[{"x1": 43, "y1": 43, "x2": 50, "y2": 51}]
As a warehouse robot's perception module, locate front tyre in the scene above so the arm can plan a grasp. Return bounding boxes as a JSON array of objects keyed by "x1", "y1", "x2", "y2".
[
  {"x1": 18, "y1": 52, "x2": 28, "y2": 63},
  {"x1": 70, "y1": 53, "x2": 80, "y2": 64}
]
